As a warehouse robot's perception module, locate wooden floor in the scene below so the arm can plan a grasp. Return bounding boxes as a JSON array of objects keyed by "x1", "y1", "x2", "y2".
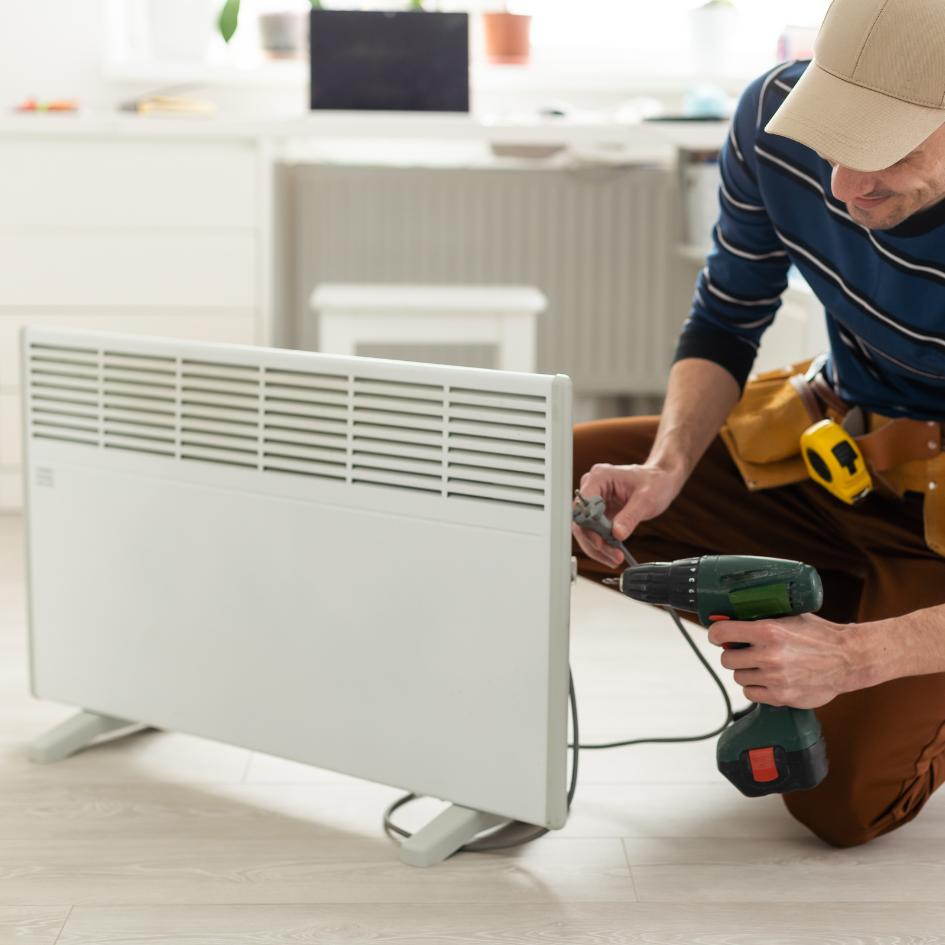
[{"x1": 2, "y1": 515, "x2": 943, "y2": 944}]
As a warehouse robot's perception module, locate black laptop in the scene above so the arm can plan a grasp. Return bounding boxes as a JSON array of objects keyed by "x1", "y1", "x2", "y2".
[{"x1": 310, "y1": 10, "x2": 469, "y2": 112}]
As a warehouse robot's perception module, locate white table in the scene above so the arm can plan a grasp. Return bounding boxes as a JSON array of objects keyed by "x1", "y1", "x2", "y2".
[{"x1": 311, "y1": 283, "x2": 548, "y2": 373}]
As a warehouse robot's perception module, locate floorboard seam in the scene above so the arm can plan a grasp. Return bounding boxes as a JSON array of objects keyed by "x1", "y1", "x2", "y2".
[
  {"x1": 240, "y1": 751, "x2": 255, "y2": 783},
  {"x1": 51, "y1": 905, "x2": 73, "y2": 945},
  {"x1": 619, "y1": 838, "x2": 641, "y2": 902}
]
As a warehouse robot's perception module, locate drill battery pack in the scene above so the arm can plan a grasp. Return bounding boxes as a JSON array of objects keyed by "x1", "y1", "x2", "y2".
[{"x1": 717, "y1": 704, "x2": 829, "y2": 797}]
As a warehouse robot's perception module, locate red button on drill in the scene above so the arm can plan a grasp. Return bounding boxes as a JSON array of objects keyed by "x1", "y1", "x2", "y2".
[{"x1": 748, "y1": 746, "x2": 779, "y2": 783}]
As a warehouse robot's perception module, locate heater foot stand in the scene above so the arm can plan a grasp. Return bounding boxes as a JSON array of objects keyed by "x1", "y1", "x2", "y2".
[
  {"x1": 399, "y1": 803, "x2": 507, "y2": 867},
  {"x1": 29, "y1": 710, "x2": 139, "y2": 763}
]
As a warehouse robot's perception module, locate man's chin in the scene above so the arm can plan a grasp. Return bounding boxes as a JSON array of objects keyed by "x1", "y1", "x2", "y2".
[{"x1": 845, "y1": 200, "x2": 909, "y2": 230}]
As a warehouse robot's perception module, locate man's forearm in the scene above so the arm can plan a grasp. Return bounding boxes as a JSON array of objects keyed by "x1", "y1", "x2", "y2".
[
  {"x1": 847, "y1": 605, "x2": 945, "y2": 691},
  {"x1": 648, "y1": 357, "x2": 741, "y2": 482}
]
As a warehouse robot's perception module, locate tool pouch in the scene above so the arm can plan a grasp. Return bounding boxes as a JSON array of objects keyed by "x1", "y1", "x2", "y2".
[
  {"x1": 862, "y1": 416, "x2": 945, "y2": 557},
  {"x1": 721, "y1": 363, "x2": 945, "y2": 558},
  {"x1": 719, "y1": 359, "x2": 817, "y2": 491},
  {"x1": 925, "y1": 464, "x2": 945, "y2": 557}
]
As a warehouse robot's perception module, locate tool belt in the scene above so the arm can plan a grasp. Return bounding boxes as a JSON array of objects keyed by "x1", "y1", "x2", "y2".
[{"x1": 720, "y1": 356, "x2": 945, "y2": 556}]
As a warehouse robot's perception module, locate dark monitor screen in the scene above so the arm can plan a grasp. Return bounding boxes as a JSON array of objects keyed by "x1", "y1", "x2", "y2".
[{"x1": 309, "y1": 10, "x2": 469, "y2": 113}]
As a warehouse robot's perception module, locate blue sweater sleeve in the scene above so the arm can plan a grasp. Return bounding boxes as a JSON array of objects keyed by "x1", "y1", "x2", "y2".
[{"x1": 673, "y1": 71, "x2": 793, "y2": 388}]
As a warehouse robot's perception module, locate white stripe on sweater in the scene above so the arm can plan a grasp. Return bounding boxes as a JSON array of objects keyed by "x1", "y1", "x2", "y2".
[
  {"x1": 775, "y1": 229, "x2": 945, "y2": 352},
  {"x1": 702, "y1": 269, "x2": 783, "y2": 314},
  {"x1": 715, "y1": 224, "x2": 788, "y2": 261},
  {"x1": 756, "y1": 61, "x2": 797, "y2": 128},
  {"x1": 720, "y1": 180, "x2": 765, "y2": 213},
  {"x1": 728, "y1": 125, "x2": 745, "y2": 165},
  {"x1": 755, "y1": 145, "x2": 945, "y2": 284}
]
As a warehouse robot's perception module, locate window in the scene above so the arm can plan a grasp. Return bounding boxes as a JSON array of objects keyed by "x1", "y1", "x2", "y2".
[{"x1": 524, "y1": 0, "x2": 831, "y2": 77}]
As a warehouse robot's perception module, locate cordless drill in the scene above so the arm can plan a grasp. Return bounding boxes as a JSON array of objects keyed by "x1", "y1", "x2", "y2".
[
  {"x1": 572, "y1": 494, "x2": 829, "y2": 797},
  {"x1": 620, "y1": 555, "x2": 828, "y2": 797}
]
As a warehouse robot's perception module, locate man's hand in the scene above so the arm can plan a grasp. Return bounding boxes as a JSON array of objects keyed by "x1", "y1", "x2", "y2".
[
  {"x1": 571, "y1": 360, "x2": 740, "y2": 570},
  {"x1": 708, "y1": 613, "x2": 856, "y2": 709},
  {"x1": 572, "y1": 462, "x2": 685, "y2": 568}
]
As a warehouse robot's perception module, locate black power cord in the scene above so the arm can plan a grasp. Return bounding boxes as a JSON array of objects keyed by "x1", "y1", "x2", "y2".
[
  {"x1": 383, "y1": 575, "x2": 748, "y2": 854},
  {"x1": 383, "y1": 672, "x2": 579, "y2": 853},
  {"x1": 383, "y1": 492, "x2": 750, "y2": 856},
  {"x1": 577, "y1": 554, "x2": 737, "y2": 750},
  {"x1": 572, "y1": 492, "x2": 747, "y2": 749}
]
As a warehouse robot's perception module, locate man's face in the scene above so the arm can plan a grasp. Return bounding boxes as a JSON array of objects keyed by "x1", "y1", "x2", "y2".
[{"x1": 826, "y1": 123, "x2": 945, "y2": 230}]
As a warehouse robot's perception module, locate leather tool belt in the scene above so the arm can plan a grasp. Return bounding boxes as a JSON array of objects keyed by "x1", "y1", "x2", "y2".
[{"x1": 720, "y1": 355, "x2": 945, "y2": 556}]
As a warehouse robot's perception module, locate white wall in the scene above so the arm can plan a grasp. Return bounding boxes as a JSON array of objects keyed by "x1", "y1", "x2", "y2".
[
  {"x1": 0, "y1": 0, "x2": 309, "y2": 117},
  {"x1": 0, "y1": 1, "x2": 110, "y2": 108}
]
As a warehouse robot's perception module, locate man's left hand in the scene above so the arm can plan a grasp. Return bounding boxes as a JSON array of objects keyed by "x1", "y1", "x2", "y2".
[{"x1": 707, "y1": 613, "x2": 855, "y2": 709}]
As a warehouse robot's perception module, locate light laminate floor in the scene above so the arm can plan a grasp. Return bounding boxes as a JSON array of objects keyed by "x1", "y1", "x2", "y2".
[{"x1": 1, "y1": 515, "x2": 943, "y2": 944}]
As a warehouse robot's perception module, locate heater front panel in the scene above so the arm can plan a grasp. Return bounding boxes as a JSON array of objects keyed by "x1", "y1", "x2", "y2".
[{"x1": 23, "y1": 329, "x2": 571, "y2": 829}]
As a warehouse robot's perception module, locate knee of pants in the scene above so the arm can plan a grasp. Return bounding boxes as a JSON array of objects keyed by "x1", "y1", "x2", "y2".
[
  {"x1": 783, "y1": 791, "x2": 877, "y2": 848},
  {"x1": 782, "y1": 770, "x2": 931, "y2": 848}
]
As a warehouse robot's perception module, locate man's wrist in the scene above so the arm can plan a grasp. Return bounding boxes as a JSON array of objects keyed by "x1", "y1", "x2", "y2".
[
  {"x1": 840, "y1": 619, "x2": 893, "y2": 693},
  {"x1": 647, "y1": 448, "x2": 690, "y2": 485}
]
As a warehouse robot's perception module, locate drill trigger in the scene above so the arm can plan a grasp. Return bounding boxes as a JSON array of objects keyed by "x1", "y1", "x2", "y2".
[{"x1": 710, "y1": 615, "x2": 749, "y2": 649}]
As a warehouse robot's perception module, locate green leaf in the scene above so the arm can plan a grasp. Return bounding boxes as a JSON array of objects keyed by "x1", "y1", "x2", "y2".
[{"x1": 218, "y1": 0, "x2": 240, "y2": 43}]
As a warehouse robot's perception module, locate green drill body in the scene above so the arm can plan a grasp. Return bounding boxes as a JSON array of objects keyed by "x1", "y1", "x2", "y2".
[{"x1": 620, "y1": 554, "x2": 829, "y2": 797}]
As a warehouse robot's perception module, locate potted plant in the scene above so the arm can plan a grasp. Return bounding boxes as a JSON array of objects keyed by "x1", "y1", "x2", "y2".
[
  {"x1": 482, "y1": 2, "x2": 531, "y2": 65},
  {"x1": 219, "y1": 0, "x2": 322, "y2": 59},
  {"x1": 218, "y1": 0, "x2": 428, "y2": 46}
]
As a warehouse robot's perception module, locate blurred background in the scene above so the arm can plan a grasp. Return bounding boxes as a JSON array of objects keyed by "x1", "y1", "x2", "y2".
[{"x1": 0, "y1": 1, "x2": 833, "y2": 513}]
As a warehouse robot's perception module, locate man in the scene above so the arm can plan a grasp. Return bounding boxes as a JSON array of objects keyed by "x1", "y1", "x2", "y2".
[{"x1": 572, "y1": 0, "x2": 945, "y2": 847}]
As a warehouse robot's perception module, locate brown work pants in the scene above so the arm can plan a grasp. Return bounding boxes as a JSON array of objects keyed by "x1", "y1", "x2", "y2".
[{"x1": 574, "y1": 417, "x2": 945, "y2": 847}]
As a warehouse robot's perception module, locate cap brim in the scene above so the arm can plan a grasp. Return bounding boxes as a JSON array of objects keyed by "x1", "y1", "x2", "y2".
[{"x1": 764, "y1": 62, "x2": 945, "y2": 172}]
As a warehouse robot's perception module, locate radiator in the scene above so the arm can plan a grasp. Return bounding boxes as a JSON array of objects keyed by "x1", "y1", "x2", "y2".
[
  {"x1": 23, "y1": 327, "x2": 573, "y2": 866},
  {"x1": 290, "y1": 163, "x2": 677, "y2": 394}
]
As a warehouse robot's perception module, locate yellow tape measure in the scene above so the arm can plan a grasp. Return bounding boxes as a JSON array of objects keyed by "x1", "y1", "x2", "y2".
[{"x1": 800, "y1": 419, "x2": 872, "y2": 505}]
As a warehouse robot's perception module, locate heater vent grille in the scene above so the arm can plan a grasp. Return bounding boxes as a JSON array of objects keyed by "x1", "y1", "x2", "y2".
[
  {"x1": 446, "y1": 388, "x2": 547, "y2": 508},
  {"x1": 27, "y1": 343, "x2": 550, "y2": 510},
  {"x1": 103, "y1": 351, "x2": 176, "y2": 457},
  {"x1": 27, "y1": 345, "x2": 100, "y2": 448},
  {"x1": 181, "y1": 360, "x2": 261, "y2": 468},
  {"x1": 352, "y1": 379, "x2": 445, "y2": 495},
  {"x1": 261, "y1": 368, "x2": 348, "y2": 481}
]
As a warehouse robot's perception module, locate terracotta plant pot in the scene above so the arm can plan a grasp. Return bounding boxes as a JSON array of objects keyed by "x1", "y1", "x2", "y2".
[{"x1": 482, "y1": 12, "x2": 531, "y2": 65}]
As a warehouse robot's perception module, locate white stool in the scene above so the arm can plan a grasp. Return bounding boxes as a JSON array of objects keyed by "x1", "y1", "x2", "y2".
[{"x1": 310, "y1": 283, "x2": 547, "y2": 373}]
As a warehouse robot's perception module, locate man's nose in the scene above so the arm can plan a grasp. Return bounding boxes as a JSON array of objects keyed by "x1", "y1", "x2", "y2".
[{"x1": 831, "y1": 164, "x2": 879, "y2": 202}]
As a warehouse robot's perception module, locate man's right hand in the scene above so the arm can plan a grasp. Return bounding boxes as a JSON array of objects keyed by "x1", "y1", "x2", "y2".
[
  {"x1": 572, "y1": 462, "x2": 685, "y2": 568},
  {"x1": 572, "y1": 358, "x2": 741, "y2": 570}
]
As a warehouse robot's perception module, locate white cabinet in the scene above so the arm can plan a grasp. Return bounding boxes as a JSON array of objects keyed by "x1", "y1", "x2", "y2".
[
  {"x1": 0, "y1": 133, "x2": 268, "y2": 510},
  {"x1": 0, "y1": 139, "x2": 258, "y2": 229}
]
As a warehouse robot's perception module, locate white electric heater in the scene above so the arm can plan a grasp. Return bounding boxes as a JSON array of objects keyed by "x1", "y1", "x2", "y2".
[{"x1": 22, "y1": 328, "x2": 572, "y2": 866}]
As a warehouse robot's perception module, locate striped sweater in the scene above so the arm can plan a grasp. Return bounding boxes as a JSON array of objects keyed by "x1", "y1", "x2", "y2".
[{"x1": 675, "y1": 60, "x2": 945, "y2": 421}]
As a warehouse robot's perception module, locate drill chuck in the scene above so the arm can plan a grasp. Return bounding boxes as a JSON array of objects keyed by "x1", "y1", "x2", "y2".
[{"x1": 619, "y1": 557, "x2": 701, "y2": 612}]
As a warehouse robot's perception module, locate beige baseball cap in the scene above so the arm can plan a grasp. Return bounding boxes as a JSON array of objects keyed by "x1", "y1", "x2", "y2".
[{"x1": 765, "y1": 0, "x2": 945, "y2": 172}]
